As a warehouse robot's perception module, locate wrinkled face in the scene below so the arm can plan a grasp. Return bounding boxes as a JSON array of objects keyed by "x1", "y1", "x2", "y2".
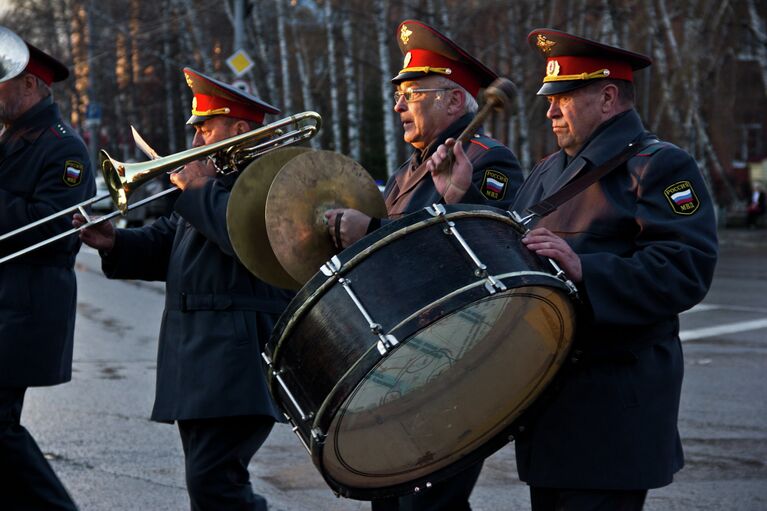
[
  {"x1": 545, "y1": 84, "x2": 607, "y2": 156},
  {"x1": 0, "y1": 76, "x2": 27, "y2": 123},
  {"x1": 393, "y1": 77, "x2": 453, "y2": 151},
  {"x1": 191, "y1": 116, "x2": 240, "y2": 147}
]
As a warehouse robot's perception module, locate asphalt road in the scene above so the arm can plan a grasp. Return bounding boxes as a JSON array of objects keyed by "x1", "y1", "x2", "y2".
[{"x1": 20, "y1": 228, "x2": 767, "y2": 510}]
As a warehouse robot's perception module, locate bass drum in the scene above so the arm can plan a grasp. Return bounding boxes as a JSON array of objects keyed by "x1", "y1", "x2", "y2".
[{"x1": 264, "y1": 204, "x2": 576, "y2": 500}]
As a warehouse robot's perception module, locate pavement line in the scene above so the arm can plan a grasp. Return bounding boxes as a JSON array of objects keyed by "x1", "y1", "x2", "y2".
[
  {"x1": 682, "y1": 303, "x2": 767, "y2": 314},
  {"x1": 683, "y1": 304, "x2": 719, "y2": 313},
  {"x1": 680, "y1": 318, "x2": 767, "y2": 342}
]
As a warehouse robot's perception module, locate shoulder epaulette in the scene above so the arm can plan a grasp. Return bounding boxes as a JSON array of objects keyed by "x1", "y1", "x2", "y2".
[
  {"x1": 636, "y1": 141, "x2": 665, "y2": 157},
  {"x1": 48, "y1": 122, "x2": 71, "y2": 139},
  {"x1": 469, "y1": 133, "x2": 504, "y2": 151}
]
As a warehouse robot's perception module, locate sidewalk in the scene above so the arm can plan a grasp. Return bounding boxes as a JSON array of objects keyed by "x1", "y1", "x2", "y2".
[{"x1": 717, "y1": 227, "x2": 767, "y2": 248}]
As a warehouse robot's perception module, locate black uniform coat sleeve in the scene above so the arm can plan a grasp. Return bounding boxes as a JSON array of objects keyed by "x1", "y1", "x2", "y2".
[
  {"x1": 382, "y1": 112, "x2": 522, "y2": 221},
  {"x1": 0, "y1": 97, "x2": 95, "y2": 387},
  {"x1": 511, "y1": 109, "x2": 718, "y2": 489},
  {"x1": 102, "y1": 172, "x2": 293, "y2": 422}
]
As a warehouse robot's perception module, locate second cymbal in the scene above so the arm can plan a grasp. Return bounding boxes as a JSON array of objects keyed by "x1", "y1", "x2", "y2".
[{"x1": 265, "y1": 150, "x2": 387, "y2": 285}]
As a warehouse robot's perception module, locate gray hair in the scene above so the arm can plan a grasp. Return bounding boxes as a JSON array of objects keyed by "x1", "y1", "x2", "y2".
[{"x1": 433, "y1": 76, "x2": 478, "y2": 114}]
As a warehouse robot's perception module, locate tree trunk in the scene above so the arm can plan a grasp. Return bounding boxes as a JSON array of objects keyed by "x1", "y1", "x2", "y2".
[
  {"x1": 342, "y1": 9, "x2": 361, "y2": 162},
  {"x1": 276, "y1": 0, "x2": 292, "y2": 113},
  {"x1": 292, "y1": 22, "x2": 320, "y2": 149},
  {"x1": 374, "y1": 0, "x2": 398, "y2": 177},
  {"x1": 324, "y1": 0, "x2": 342, "y2": 151},
  {"x1": 746, "y1": 0, "x2": 767, "y2": 97}
]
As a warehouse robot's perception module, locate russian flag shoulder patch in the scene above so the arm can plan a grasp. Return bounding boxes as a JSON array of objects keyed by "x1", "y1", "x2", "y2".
[
  {"x1": 480, "y1": 169, "x2": 508, "y2": 200},
  {"x1": 63, "y1": 160, "x2": 84, "y2": 187},
  {"x1": 663, "y1": 180, "x2": 700, "y2": 215}
]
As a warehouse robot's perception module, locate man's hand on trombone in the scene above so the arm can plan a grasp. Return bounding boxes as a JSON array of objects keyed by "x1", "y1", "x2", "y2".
[
  {"x1": 170, "y1": 159, "x2": 217, "y2": 190},
  {"x1": 73, "y1": 213, "x2": 116, "y2": 252}
]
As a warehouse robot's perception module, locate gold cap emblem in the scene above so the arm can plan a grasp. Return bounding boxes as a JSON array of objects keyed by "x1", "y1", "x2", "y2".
[
  {"x1": 191, "y1": 96, "x2": 197, "y2": 110},
  {"x1": 537, "y1": 34, "x2": 557, "y2": 55},
  {"x1": 546, "y1": 60, "x2": 561, "y2": 77},
  {"x1": 403, "y1": 51, "x2": 412, "y2": 68},
  {"x1": 400, "y1": 25, "x2": 413, "y2": 45}
]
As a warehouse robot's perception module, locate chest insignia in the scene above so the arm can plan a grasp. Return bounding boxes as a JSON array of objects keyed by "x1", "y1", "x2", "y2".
[
  {"x1": 663, "y1": 180, "x2": 700, "y2": 215},
  {"x1": 481, "y1": 169, "x2": 508, "y2": 200},
  {"x1": 63, "y1": 160, "x2": 84, "y2": 187}
]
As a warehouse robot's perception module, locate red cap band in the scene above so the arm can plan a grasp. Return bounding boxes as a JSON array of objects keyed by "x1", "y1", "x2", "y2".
[
  {"x1": 192, "y1": 93, "x2": 265, "y2": 124},
  {"x1": 544, "y1": 55, "x2": 634, "y2": 83},
  {"x1": 402, "y1": 49, "x2": 482, "y2": 97}
]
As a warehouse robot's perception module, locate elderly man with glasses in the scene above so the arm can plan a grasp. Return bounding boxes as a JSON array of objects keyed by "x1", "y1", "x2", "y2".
[
  {"x1": 325, "y1": 19, "x2": 523, "y2": 511},
  {"x1": 325, "y1": 19, "x2": 522, "y2": 252}
]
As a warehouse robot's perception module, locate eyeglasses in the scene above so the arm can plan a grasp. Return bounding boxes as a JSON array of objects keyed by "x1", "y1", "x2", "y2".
[{"x1": 393, "y1": 88, "x2": 453, "y2": 104}]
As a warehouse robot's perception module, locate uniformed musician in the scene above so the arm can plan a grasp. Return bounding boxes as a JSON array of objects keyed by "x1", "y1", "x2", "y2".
[
  {"x1": 75, "y1": 69, "x2": 293, "y2": 511},
  {"x1": 0, "y1": 32, "x2": 94, "y2": 510},
  {"x1": 430, "y1": 28, "x2": 719, "y2": 511},
  {"x1": 326, "y1": 19, "x2": 524, "y2": 511},
  {"x1": 325, "y1": 19, "x2": 523, "y2": 252}
]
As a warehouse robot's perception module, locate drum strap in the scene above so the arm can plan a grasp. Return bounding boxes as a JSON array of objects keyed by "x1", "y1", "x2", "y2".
[{"x1": 526, "y1": 135, "x2": 660, "y2": 218}]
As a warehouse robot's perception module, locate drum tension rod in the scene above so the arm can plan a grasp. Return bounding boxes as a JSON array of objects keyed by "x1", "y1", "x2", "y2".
[
  {"x1": 426, "y1": 204, "x2": 507, "y2": 294},
  {"x1": 262, "y1": 352, "x2": 314, "y2": 422},
  {"x1": 320, "y1": 256, "x2": 400, "y2": 355}
]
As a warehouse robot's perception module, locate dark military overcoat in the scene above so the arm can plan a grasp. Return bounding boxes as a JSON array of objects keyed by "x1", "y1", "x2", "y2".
[
  {"x1": 101, "y1": 172, "x2": 292, "y2": 422},
  {"x1": 0, "y1": 97, "x2": 94, "y2": 387},
  {"x1": 512, "y1": 109, "x2": 718, "y2": 489},
  {"x1": 383, "y1": 113, "x2": 523, "y2": 217}
]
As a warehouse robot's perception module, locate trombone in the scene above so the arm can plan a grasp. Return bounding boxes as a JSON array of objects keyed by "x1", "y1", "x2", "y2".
[{"x1": 0, "y1": 111, "x2": 322, "y2": 265}]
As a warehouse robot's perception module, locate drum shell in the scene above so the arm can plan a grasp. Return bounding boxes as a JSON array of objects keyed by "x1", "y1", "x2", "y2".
[{"x1": 266, "y1": 205, "x2": 575, "y2": 499}]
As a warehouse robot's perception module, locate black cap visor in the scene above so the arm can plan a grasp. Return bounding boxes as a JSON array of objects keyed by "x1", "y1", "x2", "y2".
[{"x1": 536, "y1": 79, "x2": 602, "y2": 96}]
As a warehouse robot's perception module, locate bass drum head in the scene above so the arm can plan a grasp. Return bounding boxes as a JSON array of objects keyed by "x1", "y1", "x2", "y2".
[{"x1": 321, "y1": 284, "x2": 575, "y2": 492}]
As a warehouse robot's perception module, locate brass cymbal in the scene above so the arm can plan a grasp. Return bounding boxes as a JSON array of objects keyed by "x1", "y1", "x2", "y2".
[
  {"x1": 265, "y1": 150, "x2": 387, "y2": 285},
  {"x1": 227, "y1": 147, "x2": 310, "y2": 290}
]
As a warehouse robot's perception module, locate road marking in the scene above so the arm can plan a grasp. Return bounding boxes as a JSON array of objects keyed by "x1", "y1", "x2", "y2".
[
  {"x1": 682, "y1": 303, "x2": 767, "y2": 314},
  {"x1": 680, "y1": 318, "x2": 767, "y2": 341},
  {"x1": 683, "y1": 304, "x2": 719, "y2": 313}
]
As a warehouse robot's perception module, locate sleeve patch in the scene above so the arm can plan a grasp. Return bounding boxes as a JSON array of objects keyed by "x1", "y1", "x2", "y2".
[
  {"x1": 480, "y1": 169, "x2": 508, "y2": 200},
  {"x1": 63, "y1": 160, "x2": 84, "y2": 187},
  {"x1": 663, "y1": 180, "x2": 700, "y2": 215}
]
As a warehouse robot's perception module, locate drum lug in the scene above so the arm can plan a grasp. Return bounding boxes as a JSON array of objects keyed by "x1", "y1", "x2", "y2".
[
  {"x1": 320, "y1": 255, "x2": 342, "y2": 276},
  {"x1": 483, "y1": 275, "x2": 507, "y2": 294},
  {"x1": 546, "y1": 258, "x2": 580, "y2": 298},
  {"x1": 377, "y1": 334, "x2": 399, "y2": 355},
  {"x1": 509, "y1": 209, "x2": 537, "y2": 227},
  {"x1": 311, "y1": 427, "x2": 326, "y2": 444},
  {"x1": 425, "y1": 203, "x2": 447, "y2": 216}
]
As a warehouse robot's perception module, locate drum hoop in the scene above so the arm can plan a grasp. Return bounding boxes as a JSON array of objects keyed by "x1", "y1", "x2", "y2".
[
  {"x1": 388, "y1": 270, "x2": 565, "y2": 333},
  {"x1": 270, "y1": 209, "x2": 520, "y2": 366}
]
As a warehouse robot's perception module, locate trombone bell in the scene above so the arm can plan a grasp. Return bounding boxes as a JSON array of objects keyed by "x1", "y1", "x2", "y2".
[{"x1": 99, "y1": 111, "x2": 322, "y2": 214}]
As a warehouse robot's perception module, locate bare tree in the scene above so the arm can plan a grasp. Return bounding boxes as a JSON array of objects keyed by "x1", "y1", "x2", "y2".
[{"x1": 374, "y1": 0, "x2": 398, "y2": 176}]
